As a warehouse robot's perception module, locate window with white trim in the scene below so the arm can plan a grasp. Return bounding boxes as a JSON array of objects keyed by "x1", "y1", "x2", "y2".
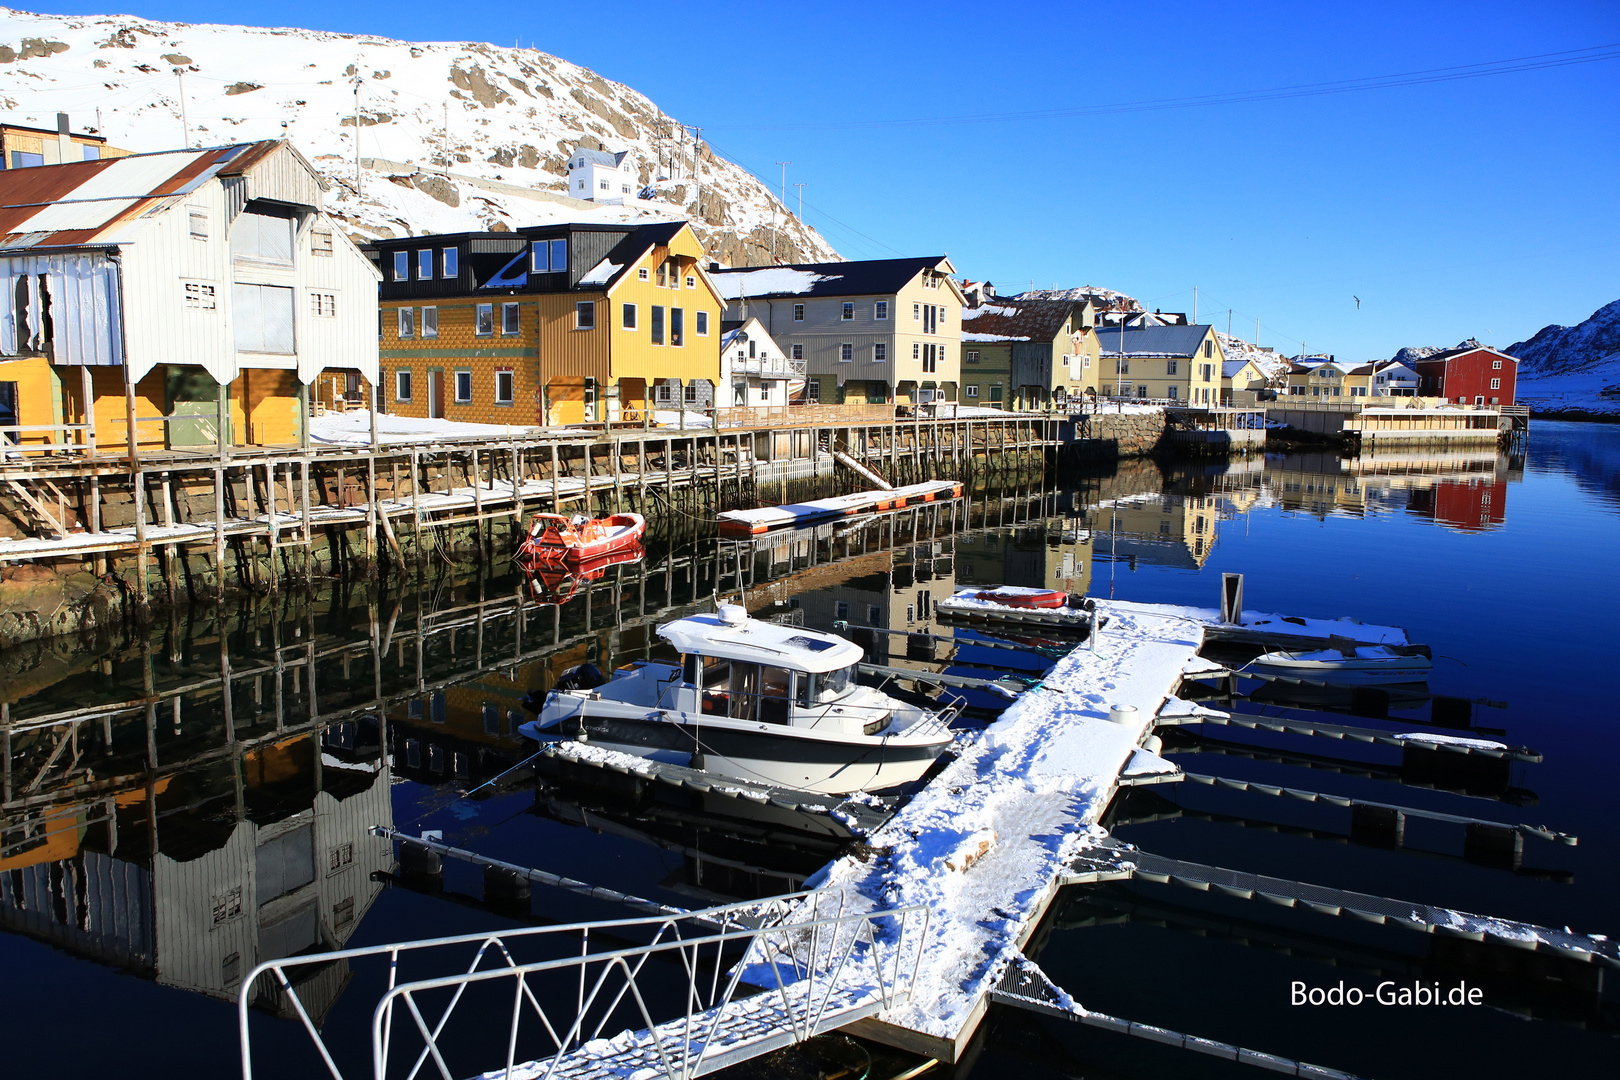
[
  {"x1": 806, "y1": 381, "x2": 820, "y2": 401},
  {"x1": 1166, "y1": 360, "x2": 1178, "y2": 375},
  {"x1": 310, "y1": 292, "x2": 336, "y2": 318},
  {"x1": 575, "y1": 301, "x2": 595, "y2": 330},
  {"x1": 421, "y1": 306, "x2": 438, "y2": 338},
  {"x1": 454, "y1": 370, "x2": 472, "y2": 403},
  {"x1": 791, "y1": 343, "x2": 804, "y2": 360},
  {"x1": 184, "y1": 282, "x2": 217, "y2": 311},
  {"x1": 695, "y1": 311, "x2": 708, "y2": 335},
  {"x1": 475, "y1": 303, "x2": 494, "y2": 336},
  {"x1": 1492, "y1": 359, "x2": 1502, "y2": 369},
  {"x1": 841, "y1": 302, "x2": 854, "y2": 321},
  {"x1": 793, "y1": 304, "x2": 804, "y2": 321},
  {"x1": 639, "y1": 267, "x2": 650, "y2": 281},
  {"x1": 839, "y1": 343, "x2": 853, "y2": 362},
  {"x1": 651, "y1": 306, "x2": 665, "y2": 345},
  {"x1": 875, "y1": 301, "x2": 888, "y2": 320},
  {"x1": 397, "y1": 307, "x2": 415, "y2": 339},
  {"x1": 873, "y1": 343, "x2": 887, "y2": 362},
  {"x1": 623, "y1": 303, "x2": 637, "y2": 330},
  {"x1": 686, "y1": 275, "x2": 696, "y2": 288},
  {"x1": 495, "y1": 370, "x2": 514, "y2": 403},
  {"x1": 913, "y1": 303, "x2": 921, "y2": 320},
  {"x1": 670, "y1": 308, "x2": 684, "y2": 347},
  {"x1": 395, "y1": 369, "x2": 413, "y2": 402},
  {"x1": 416, "y1": 249, "x2": 433, "y2": 280},
  {"x1": 1490, "y1": 378, "x2": 1500, "y2": 390},
  {"x1": 966, "y1": 350, "x2": 979, "y2": 364},
  {"x1": 966, "y1": 385, "x2": 978, "y2": 398},
  {"x1": 912, "y1": 342, "x2": 920, "y2": 360},
  {"x1": 392, "y1": 251, "x2": 408, "y2": 281},
  {"x1": 502, "y1": 302, "x2": 520, "y2": 336},
  {"x1": 442, "y1": 247, "x2": 458, "y2": 278}
]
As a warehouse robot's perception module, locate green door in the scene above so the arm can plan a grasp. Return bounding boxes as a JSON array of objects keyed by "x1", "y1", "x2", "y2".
[{"x1": 166, "y1": 367, "x2": 228, "y2": 448}]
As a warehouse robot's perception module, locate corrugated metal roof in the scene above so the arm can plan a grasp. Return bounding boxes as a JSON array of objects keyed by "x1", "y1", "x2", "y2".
[
  {"x1": 1095, "y1": 324, "x2": 1212, "y2": 358},
  {"x1": 0, "y1": 143, "x2": 266, "y2": 251},
  {"x1": 961, "y1": 299, "x2": 1079, "y2": 343}
]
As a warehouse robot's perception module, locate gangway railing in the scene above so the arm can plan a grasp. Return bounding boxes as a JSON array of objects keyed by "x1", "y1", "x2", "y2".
[{"x1": 238, "y1": 889, "x2": 927, "y2": 1080}]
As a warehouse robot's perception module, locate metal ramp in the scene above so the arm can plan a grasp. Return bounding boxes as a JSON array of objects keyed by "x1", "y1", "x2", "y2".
[
  {"x1": 239, "y1": 889, "x2": 927, "y2": 1080},
  {"x1": 990, "y1": 951, "x2": 1364, "y2": 1079}
]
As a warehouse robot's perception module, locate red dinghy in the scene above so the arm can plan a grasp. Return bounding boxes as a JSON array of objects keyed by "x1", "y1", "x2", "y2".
[
  {"x1": 974, "y1": 587, "x2": 1069, "y2": 610},
  {"x1": 517, "y1": 512, "x2": 646, "y2": 565}
]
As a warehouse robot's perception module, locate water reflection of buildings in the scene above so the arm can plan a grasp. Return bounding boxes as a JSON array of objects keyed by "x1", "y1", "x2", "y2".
[{"x1": 1265, "y1": 450, "x2": 1519, "y2": 531}]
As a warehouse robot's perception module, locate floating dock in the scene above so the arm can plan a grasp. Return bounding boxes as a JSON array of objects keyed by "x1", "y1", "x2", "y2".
[{"x1": 716, "y1": 480, "x2": 961, "y2": 536}]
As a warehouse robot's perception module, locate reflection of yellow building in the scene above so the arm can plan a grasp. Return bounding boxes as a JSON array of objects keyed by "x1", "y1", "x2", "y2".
[{"x1": 1088, "y1": 492, "x2": 1220, "y2": 567}]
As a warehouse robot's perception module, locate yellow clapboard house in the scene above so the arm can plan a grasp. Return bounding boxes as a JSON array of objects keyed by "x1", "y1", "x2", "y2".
[{"x1": 374, "y1": 221, "x2": 722, "y2": 427}]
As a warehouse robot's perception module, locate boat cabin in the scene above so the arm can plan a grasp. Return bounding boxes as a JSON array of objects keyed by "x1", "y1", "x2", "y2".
[{"x1": 655, "y1": 608, "x2": 876, "y2": 730}]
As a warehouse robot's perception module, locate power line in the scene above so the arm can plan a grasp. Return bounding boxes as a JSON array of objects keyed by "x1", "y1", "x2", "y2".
[{"x1": 707, "y1": 43, "x2": 1620, "y2": 132}]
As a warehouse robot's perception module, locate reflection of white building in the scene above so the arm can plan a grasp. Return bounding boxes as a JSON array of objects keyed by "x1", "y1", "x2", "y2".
[
  {"x1": 718, "y1": 317, "x2": 804, "y2": 408},
  {"x1": 566, "y1": 147, "x2": 639, "y2": 203},
  {"x1": 0, "y1": 742, "x2": 393, "y2": 1022}
]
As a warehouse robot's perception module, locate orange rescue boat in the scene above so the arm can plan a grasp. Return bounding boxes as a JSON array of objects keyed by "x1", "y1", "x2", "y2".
[{"x1": 517, "y1": 512, "x2": 646, "y2": 565}]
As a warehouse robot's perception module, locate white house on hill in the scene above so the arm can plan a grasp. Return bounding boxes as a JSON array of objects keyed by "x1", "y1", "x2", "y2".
[{"x1": 567, "y1": 148, "x2": 639, "y2": 204}]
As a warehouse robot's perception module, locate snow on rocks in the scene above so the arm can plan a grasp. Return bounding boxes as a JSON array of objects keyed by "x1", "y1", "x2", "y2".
[{"x1": 792, "y1": 600, "x2": 1204, "y2": 1041}]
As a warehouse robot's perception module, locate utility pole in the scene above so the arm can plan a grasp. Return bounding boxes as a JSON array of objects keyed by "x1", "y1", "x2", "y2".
[
  {"x1": 442, "y1": 103, "x2": 449, "y2": 174},
  {"x1": 1193, "y1": 286, "x2": 1198, "y2": 325},
  {"x1": 773, "y1": 160, "x2": 791, "y2": 263},
  {"x1": 172, "y1": 67, "x2": 189, "y2": 147},
  {"x1": 1227, "y1": 309, "x2": 1232, "y2": 338},
  {"x1": 1255, "y1": 316, "x2": 1259, "y2": 347},
  {"x1": 688, "y1": 125, "x2": 703, "y2": 224},
  {"x1": 776, "y1": 161, "x2": 791, "y2": 207},
  {"x1": 351, "y1": 75, "x2": 364, "y2": 197},
  {"x1": 793, "y1": 182, "x2": 805, "y2": 221}
]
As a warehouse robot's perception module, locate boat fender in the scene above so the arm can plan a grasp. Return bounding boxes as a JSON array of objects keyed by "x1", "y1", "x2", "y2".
[{"x1": 1065, "y1": 593, "x2": 1086, "y2": 608}]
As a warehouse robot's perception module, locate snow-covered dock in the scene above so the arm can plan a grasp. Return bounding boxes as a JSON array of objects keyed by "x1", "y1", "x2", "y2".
[
  {"x1": 793, "y1": 599, "x2": 1207, "y2": 1061},
  {"x1": 715, "y1": 480, "x2": 961, "y2": 537}
]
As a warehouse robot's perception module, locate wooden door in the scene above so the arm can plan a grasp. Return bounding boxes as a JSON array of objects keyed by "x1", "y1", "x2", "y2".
[{"x1": 428, "y1": 371, "x2": 445, "y2": 418}]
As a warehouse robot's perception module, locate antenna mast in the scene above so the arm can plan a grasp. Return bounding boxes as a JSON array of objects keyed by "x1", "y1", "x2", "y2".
[
  {"x1": 351, "y1": 74, "x2": 364, "y2": 197},
  {"x1": 172, "y1": 67, "x2": 189, "y2": 147}
]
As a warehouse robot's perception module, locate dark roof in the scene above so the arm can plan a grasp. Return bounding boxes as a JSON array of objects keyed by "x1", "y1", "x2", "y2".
[
  {"x1": 711, "y1": 256, "x2": 951, "y2": 300},
  {"x1": 585, "y1": 220, "x2": 686, "y2": 290},
  {"x1": 1094, "y1": 324, "x2": 1212, "y2": 358},
  {"x1": 1414, "y1": 341, "x2": 1516, "y2": 365},
  {"x1": 960, "y1": 299, "x2": 1082, "y2": 342}
]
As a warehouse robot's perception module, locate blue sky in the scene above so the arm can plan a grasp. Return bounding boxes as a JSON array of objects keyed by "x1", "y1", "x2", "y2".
[{"x1": 31, "y1": 1, "x2": 1620, "y2": 359}]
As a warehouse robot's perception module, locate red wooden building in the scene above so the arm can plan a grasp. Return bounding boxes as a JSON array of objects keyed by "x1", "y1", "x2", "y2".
[{"x1": 1412, "y1": 343, "x2": 1518, "y2": 406}]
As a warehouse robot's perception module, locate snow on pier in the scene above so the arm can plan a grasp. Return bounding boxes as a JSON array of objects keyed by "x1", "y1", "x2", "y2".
[{"x1": 796, "y1": 600, "x2": 1206, "y2": 1059}]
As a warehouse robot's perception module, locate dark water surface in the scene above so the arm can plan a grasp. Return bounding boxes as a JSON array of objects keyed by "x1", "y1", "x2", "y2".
[{"x1": 2, "y1": 421, "x2": 1616, "y2": 1079}]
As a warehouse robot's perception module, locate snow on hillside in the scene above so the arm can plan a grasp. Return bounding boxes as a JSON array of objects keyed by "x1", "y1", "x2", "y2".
[
  {"x1": 1014, "y1": 285, "x2": 1142, "y2": 312},
  {"x1": 0, "y1": 8, "x2": 839, "y2": 265},
  {"x1": 1507, "y1": 299, "x2": 1620, "y2": 377},
  {"x1": 1216, "y1": 332, "x2": 1289, "y2": 380}
]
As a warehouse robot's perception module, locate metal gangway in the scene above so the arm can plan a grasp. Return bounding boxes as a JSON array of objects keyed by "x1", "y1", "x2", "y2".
[{"x1": 238, "y1": 890, "x2": 926, "y2": 1080}]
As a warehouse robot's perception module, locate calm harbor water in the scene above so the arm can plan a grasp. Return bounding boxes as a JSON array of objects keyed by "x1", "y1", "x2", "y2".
[{"x1": 1, "y1": 420, "x2": 1616, "y2": 1079}]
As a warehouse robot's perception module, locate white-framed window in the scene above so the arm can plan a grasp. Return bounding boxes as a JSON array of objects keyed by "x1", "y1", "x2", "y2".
[
  {"x1": 806, "y1": 381, "x2": 820, "y2": 402},
  {"x1": 912, "y1": 342, "x2": 920, "y2": 360},
  {"x1": 791, "y1": 343, "x2": 804, "y2": 360},
  {"x1": 310, "y1": 292, "x2": 336, "y2": 317},
  {"x1": 793, "y1": 304, "x2": 804, "y2": 321},
  {"x1": 475, "y1": 303, "x2": 494, "y2": 336},
  {"x1": 622, "y1": 302, "x2": 637, "y2": 330},
  {"x1": 841, "y1": 302, "x2": 854, "y2": 321},
  {"x1": 966, "y1": 350, "x2": 979, "y2": 364},
  {"x1": 1204, "y1": 340, "x2": 1213, "y2": 358},
  {"x1": 599, "y1": 180, "x2": 610, "y2": 191},
  {"x1": 913, "y1": 303, "x2": 921, "y2": 320},
  {"x1": 622, "y1": 184, "x2": 631, "y2": 194},
  {"x1": 839, "y1": 343, "x2": 853, "y2": 362},
  {"x1": 686, "y1": 275, "x2": 696, "y2": 288},
  {"x1": 966, "y1": 385, "x2": 978, "y2": 398},
  {"x1": 684, "y1": 384, "x2": 698, "y2": 403},
  {"x1": 392, "y1": 250, "x2": 409, "y2": 281},
  {"x1": 502, "y1": 302, "x2": 520, "y2": 336},
  {"x1": 422, "y1": 306, "x2": 438, "y2": 338},
  {"x1": 1083, "y1": 354, "x2": 1091, "y2": 369},
  {"x1": 1492, "y1": 359, "x2": 1503, "y2": 370},
  {"x1": 695, "y1": 311, "x2": 709, "y2": 335},
  {"x1": 188, "y1": 208, "x2": 208, "y2": 240},
  {"x1": 639, "y1": 267, "x2": 650, "y2": 281},
  {"x1": 416, "y1": 249, "x2": 433, "y2": 279},
  {"x1": 874, "y1": 343, "x2": 887, "y2": 362},
  {"x1": 454, "y1": 370, "x2": 473, "y2": 403},
  {"x1": 1490, "y1": 377, "x2": 1500, "y2": 390},
  {"x1": 184, "y1": 282, "x2": 217, "y2": 311},
  {"x1": 1167, "y1": 385, "x2": 1179, "y2": 399},
  {"x1": 1115, "y1": 359, "x2": 1129, "y2": 374},
  {"x1": 311, "y1": 230, "x2": 334, "y2": 257},
  {"x1": 575, "y1": 301, "x2": 595, "y2": 329},
  {"x1": 495, "y1": 370, "x2": 514, "y2": 404},
  {"x1": 651, "y1": 306, "x2": 665, "y2": 345},
  {"x1": 442, "y1": 247, "x2": 458, "y2": 278},
  {"x1": 875, "y1": 301, "x2": 888, "y2": 320},
  {"x1": 395, "y1": 369, "x2": 413, "y2": 402},
  {"x1": 657, "y1": 383, "x2": 673, "y2": 402},
  {"x1": 397, "y1": 307, "x2": 415, "y2": 339},
  {"x1": 1166, "y1": 359, "x2": 1178, "y2": 374}
]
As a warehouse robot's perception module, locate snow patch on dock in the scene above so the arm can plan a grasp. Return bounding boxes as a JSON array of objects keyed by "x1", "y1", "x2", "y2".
[{"x1": 800, "y1": 600, "x2": 1203, "y2": 1039}]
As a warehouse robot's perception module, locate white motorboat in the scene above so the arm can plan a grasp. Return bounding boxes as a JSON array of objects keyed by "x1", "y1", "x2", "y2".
[
  {"x1": 519, "y1": 605, "x2": 956, "y2": 795},
  {"x1": 1247, "y1": 644, "x2": 1432, "y2": 686}
]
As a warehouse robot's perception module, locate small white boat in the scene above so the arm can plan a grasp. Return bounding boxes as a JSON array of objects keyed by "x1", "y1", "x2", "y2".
[
  {"x1": 520, "y1": 605, "x2": 956, "y2": 795},
  {"x1": 1247, "y1": 644, "x2": 1432, "y2": 686}
]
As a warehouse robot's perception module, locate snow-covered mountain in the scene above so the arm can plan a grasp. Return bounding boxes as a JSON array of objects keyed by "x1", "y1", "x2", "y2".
[
  {"x1": 1506, "y1": 299, "x2": 1620, "y2": 377},
  {"x1": 1216, "y1": 333, "x2": 1289, "y2": 380},
  {"x1": 1013, "y1": 285, "x2": 1142, "y2": 313},
  {"x1": 0, "y1": 8, "x2": 839, "y2": 264}
]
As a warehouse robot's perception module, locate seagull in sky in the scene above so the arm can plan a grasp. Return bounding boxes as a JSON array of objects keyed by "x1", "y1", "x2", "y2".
[{"x1": 1353, "y1": 296, "x2": 1361, "y2": 309}]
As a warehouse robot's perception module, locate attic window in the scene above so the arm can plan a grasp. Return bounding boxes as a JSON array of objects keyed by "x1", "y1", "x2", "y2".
[
  {"x1": 188, "y1": 209, "x2": 208, "y2": 240},
  {"x1": 311, "y1": 230, "x2": 333, "y2": 257},
  {"x1": 639, "y1": 267, "x2": 649, "y2": 281}
]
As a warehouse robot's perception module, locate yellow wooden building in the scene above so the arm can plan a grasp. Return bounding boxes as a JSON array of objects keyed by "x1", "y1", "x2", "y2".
[{"x1": 374, "y1": 221, "x2": 723, "y2": 427}]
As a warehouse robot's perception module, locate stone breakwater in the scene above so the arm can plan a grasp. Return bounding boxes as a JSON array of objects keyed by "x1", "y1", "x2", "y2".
[{"x1": 1065, "y1": 411, "x2": 1170, "y2": 461}]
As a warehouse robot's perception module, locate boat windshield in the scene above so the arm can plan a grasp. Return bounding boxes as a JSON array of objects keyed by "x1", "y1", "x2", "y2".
[{"x1": 798, "y1": 664, "x2": 856, "y2": 705}]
